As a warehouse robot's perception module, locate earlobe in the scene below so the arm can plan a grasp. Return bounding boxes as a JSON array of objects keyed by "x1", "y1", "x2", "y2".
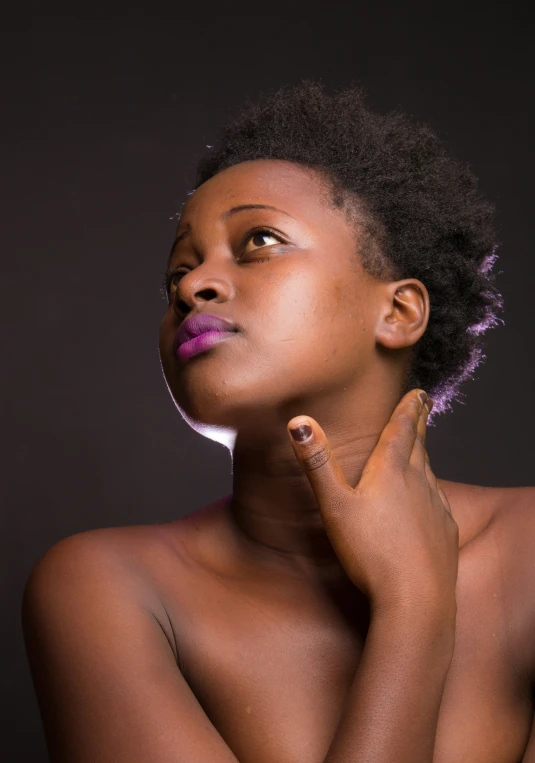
[{"x1": 376, "y1": 279, "x2": 429, "y2": 350}]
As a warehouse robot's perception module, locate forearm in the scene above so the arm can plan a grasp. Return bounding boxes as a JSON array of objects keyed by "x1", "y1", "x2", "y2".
[{"x1": 323, "y1": 602, "x2": 456, "y2": 763}]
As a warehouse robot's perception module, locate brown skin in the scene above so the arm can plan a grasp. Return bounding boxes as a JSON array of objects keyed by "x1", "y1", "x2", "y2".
[
  {"x1": 160, "y1": 159, "x2": 434, "y2": 582},
  {"x1": 22, "y1": 159, "x2": 535, "y2": 762},
  {"x1": 280, "y1": 390, "x2": 459, "y2": 760}
]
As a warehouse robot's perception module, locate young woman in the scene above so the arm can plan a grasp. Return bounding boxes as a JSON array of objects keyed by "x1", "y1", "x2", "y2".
[{"x1": 22, "y1": 82, "x2": 535, "y2": 762}]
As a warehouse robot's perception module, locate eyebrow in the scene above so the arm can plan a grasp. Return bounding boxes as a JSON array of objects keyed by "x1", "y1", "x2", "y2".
[
  {"x1": 222, "y1": 203, "x2": 296, "y2": 220},
  {"x1": 168, "y1": 203, "x2": 295, "y2": 260}
]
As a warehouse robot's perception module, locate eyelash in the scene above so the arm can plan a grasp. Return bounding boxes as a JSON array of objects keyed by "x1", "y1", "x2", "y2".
[{"x1": 159, "y1": 226, "x2": 284, "y2": 301}]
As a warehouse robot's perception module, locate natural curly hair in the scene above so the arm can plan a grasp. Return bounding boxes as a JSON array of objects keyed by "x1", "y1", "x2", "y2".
[{"x1": 195, "y1": 81, "x2": 503, "y2": 417}]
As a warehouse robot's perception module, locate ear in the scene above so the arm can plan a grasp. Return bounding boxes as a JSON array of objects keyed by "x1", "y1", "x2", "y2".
[{"x1": 375, "y1": 279, "x2": 430, "y2": 350}]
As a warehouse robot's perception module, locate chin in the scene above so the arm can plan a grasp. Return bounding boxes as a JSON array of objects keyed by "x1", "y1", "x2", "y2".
[
  {"x1": 177, "y1": 406, "x2": 237, "y2": 450},
  {"x1": 159, "y1": 370, "x2": 252, "y2": 450},
  {"x1": 158, "y1": 346, "x2": 318, "y2": 445},
  {"x1": 164, "y1": 376, "x2": 305, "y2": 451}
]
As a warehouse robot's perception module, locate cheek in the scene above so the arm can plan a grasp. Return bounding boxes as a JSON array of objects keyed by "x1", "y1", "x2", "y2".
[{"x1": 247, "y1": 266, "x2": 371, "y2": 360}]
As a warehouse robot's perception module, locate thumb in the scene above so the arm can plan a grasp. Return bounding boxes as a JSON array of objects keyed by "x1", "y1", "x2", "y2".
[{"x1": 287, "y1": 416, "x2": 351, "y2": 514}]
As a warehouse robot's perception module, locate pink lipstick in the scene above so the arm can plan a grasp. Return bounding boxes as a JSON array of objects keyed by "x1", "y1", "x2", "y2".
[
  {"x1": 174, "y1": 312, "x2": 239, "y2": 362},
  {"x1": 176, "y1": 331, "x2": 236, "y2": 362}
]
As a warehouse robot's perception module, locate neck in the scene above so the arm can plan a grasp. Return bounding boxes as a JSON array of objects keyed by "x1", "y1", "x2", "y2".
[
  {"x1": 226, "y1": 384, "x2": 399, "y2": 586},
  {"x1": 223, "y1": 380, "x2": 486, "y2": 588}
]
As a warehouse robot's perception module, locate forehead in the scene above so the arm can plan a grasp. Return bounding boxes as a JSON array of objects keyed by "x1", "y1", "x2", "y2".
[{"x1": 178, "y1": 159, "x2": 337, "y2": 226}]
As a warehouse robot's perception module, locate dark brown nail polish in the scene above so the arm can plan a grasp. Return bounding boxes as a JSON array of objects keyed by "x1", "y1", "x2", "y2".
[{"x1": 290, "y1": 424, "x2": 313, "y2": 443}]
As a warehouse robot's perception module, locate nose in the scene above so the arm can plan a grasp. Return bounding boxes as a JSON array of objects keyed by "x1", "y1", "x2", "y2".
[{"x1": 171, "y1": 265, "x2": 234, "y2": 319}]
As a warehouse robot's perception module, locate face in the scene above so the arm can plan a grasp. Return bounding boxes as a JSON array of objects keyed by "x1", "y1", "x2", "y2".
[{"x1": 158, "y1": 159, "x2": 391, "y2": 444}]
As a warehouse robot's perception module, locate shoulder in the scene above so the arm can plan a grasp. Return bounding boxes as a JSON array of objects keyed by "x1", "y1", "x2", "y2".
[
  {"x1": 491, "y1": 484, "x2": 535, "y2": 573},
  {"x1": 490, "y1": 485, "x2": 535, "y2": 687},
  {"x1": 25, "y1": 499, "x2": 226, "y2": 615},
  {"x1": 26, "y1": 522, "x2": 181, "y2": 582},
  {"x1": 21, "y1": 524, "x2": 239, "y2": 763},
  {"x1": 440, "y1": 481, "x2": 535, "y2": 685},
  {"x1": 492, "y1": 483, "x2": 535, "y2": 523},
  {"x1": 23, "y1": 522, "x2": 187, "y2": 661},
  {"x1": 439, "y1": 480, "x2": 534, "y2": 545},
  {"x1": 34, "y1": 516, "x2": 196, "y2": 567}
]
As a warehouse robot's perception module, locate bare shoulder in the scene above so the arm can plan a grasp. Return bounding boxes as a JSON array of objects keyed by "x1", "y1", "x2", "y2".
[
  {"x1": 495, "y1": 485, "x2": 535, "y2": 673},
  {"x1": 477, "y1": 483, "x2": 535, "y2": 687},
  {"x1": 439, "y1": 479, "x2": 535, "y2": 543},
  {"x1": 28, "y1": 494, "x2": 231, "y2": 610},
  {"x1": 22, "y1": 518, "x2": 246, "y2": 763},
  {"x1": 449, "y1": 480, "x2": 535, "y2": 595},
  {"x1": 26, "y1": 519, "x2": 193, "y2": 662},
  {"x1": 438, "y1": 481, "x2": 535, "y2": 680},
  {"x1": 30, "y1": 520, "x2": 183, "y2": 580},
  {"x1": 488, "y1": 483, "x2": 535, "y2": 586},
  {"x1": 490, "y1": 483, "x2": 535, "y2": 526}
]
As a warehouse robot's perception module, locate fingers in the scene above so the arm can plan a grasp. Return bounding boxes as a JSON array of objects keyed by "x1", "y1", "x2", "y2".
[
  {"x1": 373, "y1": 389, "x2": 429, "y2": 468},
  {"x1": 287, "y1": 389, "x2": 438, "y2": 513},
  {"x1": 424, "y1": 451, "x2": 453, "y2": 517},
  {"x1": 409, "y1": 397, "x2": 434, "y2": 471},
  {"x1": 424, "y1": 449, "x2": 437, "y2": 488},
  {"x1": 287, "y1": 416, "x2": 351, "y2": 511},
  {"x1": 437, "y1": 481, "x2": 453, "y2": 516}
]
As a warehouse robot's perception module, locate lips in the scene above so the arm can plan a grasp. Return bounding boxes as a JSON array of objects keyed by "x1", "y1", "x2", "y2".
[{"x1": 175, "y1": 312, "x2": 238, "y2": 350}]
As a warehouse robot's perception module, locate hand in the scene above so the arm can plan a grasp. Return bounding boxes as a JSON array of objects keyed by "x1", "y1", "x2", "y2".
[{"x1": 286, "y1": 389, "x2": 459, "y2": 615}]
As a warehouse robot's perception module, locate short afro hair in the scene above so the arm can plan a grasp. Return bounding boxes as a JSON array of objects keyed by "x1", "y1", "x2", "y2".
[{"x1": 195, "y1": 81, "x2": 503, "y2": 417}]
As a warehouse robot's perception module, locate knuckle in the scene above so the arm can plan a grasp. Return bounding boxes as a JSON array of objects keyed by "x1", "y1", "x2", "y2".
[
  {"x1": 396, "y1": 415, "x2": 417, "y2": 437},
  {"x1": 302, "y1": 446, "x2": 331, "y2": 472},
  {"x1": 406, "y1": 396, "x2": 422, "y2": 416},
  {"x1": 382, "y1": 436, "x2": 404, "y2": 463},
  {"x1": 406, "y1": 461, "x2": 422, "y2": 479}
]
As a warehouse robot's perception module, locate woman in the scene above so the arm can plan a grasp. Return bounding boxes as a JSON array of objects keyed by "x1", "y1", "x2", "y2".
[{"x1": 22, "y1": 82, "x2": 535, "y2": 762}]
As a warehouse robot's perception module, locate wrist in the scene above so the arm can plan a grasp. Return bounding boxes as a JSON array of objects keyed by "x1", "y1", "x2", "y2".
[{"x1": 372, "y1": 592, "x2": 457, "y2": 636}]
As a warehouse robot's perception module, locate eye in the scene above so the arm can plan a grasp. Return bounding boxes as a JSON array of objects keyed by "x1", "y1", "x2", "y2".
[
  {"x1": 242, "y1": 228, "x2": 283, "y2": 254},
  {"x1": 160, "y1": 228, "x2": 285, "y2": 302},
  {"x1": 160, "y1": 269, "x2": 187, "y2": 301}
]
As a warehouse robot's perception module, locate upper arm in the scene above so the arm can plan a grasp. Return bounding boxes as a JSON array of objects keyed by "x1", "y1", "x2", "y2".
[{"x1": 22, "y1": 532, "x2": 239, "y2": 763}]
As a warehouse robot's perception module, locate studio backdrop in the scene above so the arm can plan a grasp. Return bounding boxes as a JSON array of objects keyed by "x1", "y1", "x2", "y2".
[{"x1": 2, "y1": 2, "x2": 533, "y2": 761}]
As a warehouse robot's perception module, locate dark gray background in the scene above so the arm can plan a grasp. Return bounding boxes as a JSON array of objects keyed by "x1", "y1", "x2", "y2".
[{"x1": 3, "y1": 2, "x2": 534, "y2": 760}]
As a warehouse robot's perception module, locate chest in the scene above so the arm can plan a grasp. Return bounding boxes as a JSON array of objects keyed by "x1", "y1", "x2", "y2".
[
  {"x1": 151, "y1": 515, "x2": 534, "y2": 763},
  {"x1": 160, "y1": 568, "x2": 531, "y2": 762}
]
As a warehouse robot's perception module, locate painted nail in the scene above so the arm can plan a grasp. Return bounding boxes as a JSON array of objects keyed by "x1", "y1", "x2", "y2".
[{"x1": 290, "y1": 424, "x2": 313, "y2": 443}]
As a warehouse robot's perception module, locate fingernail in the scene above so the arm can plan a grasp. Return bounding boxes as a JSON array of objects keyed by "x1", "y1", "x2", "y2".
[
  {"x1": 290, "y1": 424, "x2": 313, "y2": 443},
  {"x1": 425, "y1": 397, "x2": 434, "y2": 414},
  {"x1": 418, "y1": 391, "x2": 428, "y2": 405}
]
